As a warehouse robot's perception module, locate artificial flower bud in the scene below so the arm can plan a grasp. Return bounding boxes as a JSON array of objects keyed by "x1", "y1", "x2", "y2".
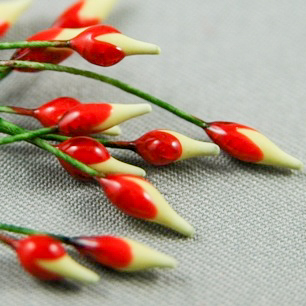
[
  {"x1": 16, "y1": 235, "x2": 99, "y2": 282},
  {"x1": 205, "y1": 121, "x2": 303, "y2": 170},
  {"x1": 0, "y1": 0, "x2": 32, "y2": 37},
  {"x1": 11, "y1": 27, "x2": 86, "y2": 71},
  {"x1": 11, "y1": 97, "x2": 122, "y2": 136},
  {"x1": 135, "y1": 129, "x2": 220, "y2": 165},
  {"x1": 52, "y1": 0, "x2": 117, "y2": 28},
  {"x1": 71, "y1": 236, "x2": 177, "y2": 271},
  {"x1": 98, "y1": 175, "x2": 195, "y2": 237},
  {"x1": 70, "y1": 25, "x2": 161, "y2": 67},
  {"x1": 58, "y1": 136, "x2": 146, "y2": 178},
  {"x1": 58, "y1": 103, "x2": 152, "y2": 136}
]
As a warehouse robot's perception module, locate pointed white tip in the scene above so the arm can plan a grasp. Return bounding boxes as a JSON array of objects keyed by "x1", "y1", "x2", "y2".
[
  {"x1": 91, "y1": 157, "x2": 146, "y2": 177},
  {"x1": 96, "y1": 33, "x2": 161, "y2": 56},
  {"x1": 100, "y1": 125, "x2": 122, "y2": 136},
  {"x1": 122, "y1": 239, "x2": 178, "y2": 271},
  {"x1": 37, "y1": 255, "x2": 100, "y2": 283}
]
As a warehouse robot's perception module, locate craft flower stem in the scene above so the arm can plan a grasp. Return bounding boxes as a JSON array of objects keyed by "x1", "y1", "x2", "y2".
[
  {"x1": 0, "y1": 126, "x2": 57, "y2": 146},
  {"x1": 0, "y1": 223, "x2": 71, "y2": 244},
  {"x1": 0, "y1": 117, "x2": 99, "y2": 177},
  {"x1": 0, "y1": 40, "x2": 70, "y2": 50},
  {"x1": 0, "y1": 60, "x2": 208, "y2": 128}
]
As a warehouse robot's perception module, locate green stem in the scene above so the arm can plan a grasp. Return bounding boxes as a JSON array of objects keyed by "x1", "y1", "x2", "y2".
[
  {"x1": 0, "y1": 41, "x2": 70, "y2": 50},
  {"x1": 0, "y1": 60, "x2": 209, "y2": 128},
  {"x1": 0, "y1": 118, "x2": 99, "y2": 177},
  {"x1": 0, "y1": 223, "x2": 71, "y2": 244},
  {"x1": 41, "y1": 133, "x2": 136, "y2": 150},
  {"x1": 0, "y1": 126, "x2": 57, "y2": 145}
]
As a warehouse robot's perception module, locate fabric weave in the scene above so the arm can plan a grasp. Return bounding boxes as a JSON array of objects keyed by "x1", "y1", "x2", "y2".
[{"x1": 0, "y1": 0, "x2": 305, "y2": 305}]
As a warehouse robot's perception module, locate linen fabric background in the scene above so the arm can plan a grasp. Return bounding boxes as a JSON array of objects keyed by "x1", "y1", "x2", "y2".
[{"x1": 0, "y1": 0, "x2": 305, "y2": 305}]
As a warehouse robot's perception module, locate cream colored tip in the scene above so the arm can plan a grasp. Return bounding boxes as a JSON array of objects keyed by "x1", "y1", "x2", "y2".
[
  {"x1": 0, "y1": 0, "x2": 33, "y2": 23},
  {"x1": 237, "y1": 128, "x2": 304, "y2": 171},
  {"x1": 91, "y1": 157, "x2": 146, "y2": 177},
  {"x1": 121, "y1": 239, "x2": 178, "y2": 271},
  {"x1": 94, "y1": 103, "x2": 152, "y2": 132},
  {"x1": 101, "y1": 125, "x2": 121, "y2": 136},
  {"x1": 161, "y1": 213, "x2": 195, "y2": 237},
  {"x1": 81, "y1": 0, "x2": 118, "y2": 21},
  {"x1": 96, "y1": 33, "x2": 161, "y2": 56},
  {"x1": 37, "y1": 255, "x2": 100, "y2": 283}
]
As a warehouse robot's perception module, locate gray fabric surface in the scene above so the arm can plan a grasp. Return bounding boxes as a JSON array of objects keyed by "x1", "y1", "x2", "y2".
[{"x1": 0, "y1": 0, "x2": 305, "y2": 305}]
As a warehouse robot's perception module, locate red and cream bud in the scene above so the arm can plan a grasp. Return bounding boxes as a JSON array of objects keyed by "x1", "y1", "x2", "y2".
[
  {"x1": 135, "y1": 129, "x2": 220, "y2": 166},
  {"x1": 58, "y1": 103, "x2": 152, "y2": 136},
  {"x1": 72, "y1": 236, "x2": 177, "y2": 271},
  {"x1": 58, "y1": 136, "x2": 146, "y2": 179},
  {"x1": 0, "y1": 0, "x2": 32, "y2": 37},
  {"x1": 98, "y1": 175, "x2": 195, "y2": 236},
  {"x1": 11, "y1": 96, "x2": 121, "y2": 136},
  {"x1": 11, "y1": 27, "x2": 86, "y2": 71},
  {"x1": 52, "y1": 0, "x2": 117, "y2": 28},
  {"x1": 70, "y1": 25, "x2": 161, "y2": 67},
  {"x1": 16, "y1": 235, "x2": 99, "y2": 282},
  {"x1": 205, "y1": 121, "x2": 303, "y2": 170}
]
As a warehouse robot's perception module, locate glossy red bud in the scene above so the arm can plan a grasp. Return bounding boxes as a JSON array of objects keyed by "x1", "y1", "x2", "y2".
[
  {"x1": 205, "y1": 121, "x2": 303, "y2": 169},
  {"x1": 70, "y1": 25, "x2": 125, "y2": 67},
  {"x1": 58, "y1": 103, "x2": 112, "y2": 136},
  {"x1": 16, "y1": 235, "x2": 100, "y2": 282},
  {"x1": 58, "y1": 103, "x2": 151, "y2": 136},
  {"x1": 135, "y1": 130, "x2": 182, "y2": 166},
  {"x1": 12, "y1": 28, "x2": 74, "y2": 72},
  {"x1": 98, "y1": 174, "x2": 194, "y2": 236},
  {"x1": 57, "y1": 136, "x2": 146, "y2": 178},
  {"x1": 72, "y1": 235, "x2": 177, "y2": 271},
  {"x1": 33, "y1": 97, "x2": 81, "y2": 127},
  {"x1": 205, "y1": 122, "x2": 263, "y2": 163},
  {"x1": 52, "y1": 0, "x2": 100, "y2": 28},
  {"x1": 16, "y1": 235, "x2": 66, "y2": 281},
  {"x1": 57, "y1": 136, "x2": 110, "y2": 180},
  {"x1": 72, "y1": 236, "x2": 132, "y2": 270}
]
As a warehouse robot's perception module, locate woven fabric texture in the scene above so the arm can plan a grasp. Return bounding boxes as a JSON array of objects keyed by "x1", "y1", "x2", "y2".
[{"x1": 0, "y1": 0, "x2": 305, "y2": 305}]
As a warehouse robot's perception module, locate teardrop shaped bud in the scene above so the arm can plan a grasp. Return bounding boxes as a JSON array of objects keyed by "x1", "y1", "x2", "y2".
[
  {"x1": 205, "y1": 121, "x2": 303, "y2": 170},
  {"x1": 0, "y1": 0, "x2": 33, "y2": 37},
  {"x1": 52, "y1": 0, "x2": 117, "y2": 28},
  {"x1": 71, "y1": 236, "x2": 177, "y2": 271},
  {"x1": 11, "y1": 97, "x2": 121, "y2": 136},
  {"x1": 33, "y1": 97, "x2": 81, "y2": 127},
  {"x1": 98, "y1": 175, "x2": 194, "y2": 236},
  {"x1": 58, "y1": 136, "x2": 146, "y2": 179},
  {"x1": 11, "y1": 27, "x2": 86, "y2": 72},
  {"x1": 70, "y1": 25, "x2": 161, "y2": 67},
  {"x1": 58, "y1": 103, "x2": 152, "y2": 136},
  {"x1": 135, "y1": 129, "x2": 220, "y2": 165},
  {"x1": 16, "y1": 235, "x2": 99, "y2": 282}
]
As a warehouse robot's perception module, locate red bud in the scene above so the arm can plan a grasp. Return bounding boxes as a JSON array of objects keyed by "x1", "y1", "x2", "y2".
[
  {"x1": 58, "y1": 103, "x2": 151, "y2": 136},
  {"x1": 205, "y1": 121, "x2": 303, "y2": 169},
  {"x1": 70, "y1": 25, "x2": 125, "y2": 67},
  {"x1": 205, "y1": 122, "x2": 263, "y2": 162},
  {"x1": 58, "y1": 136, "x2": 110, "y2": 179},
  {"x1": 16, "y1": 235, "x2": 66, "y2": 281},
  {"x1": 33, "y1": 97, "x2": 81, "y2": 127},
  {"x1": 135, "y1": 130, "x2": 182, "y2": 165},
  {"x1": 57, "y1": 136, "x2": 146, "y2": 178}
]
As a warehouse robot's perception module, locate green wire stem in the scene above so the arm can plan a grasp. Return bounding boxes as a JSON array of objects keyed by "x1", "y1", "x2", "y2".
[{"x1": 0, "y1": 60, "x2": 209, "y2": 128}]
